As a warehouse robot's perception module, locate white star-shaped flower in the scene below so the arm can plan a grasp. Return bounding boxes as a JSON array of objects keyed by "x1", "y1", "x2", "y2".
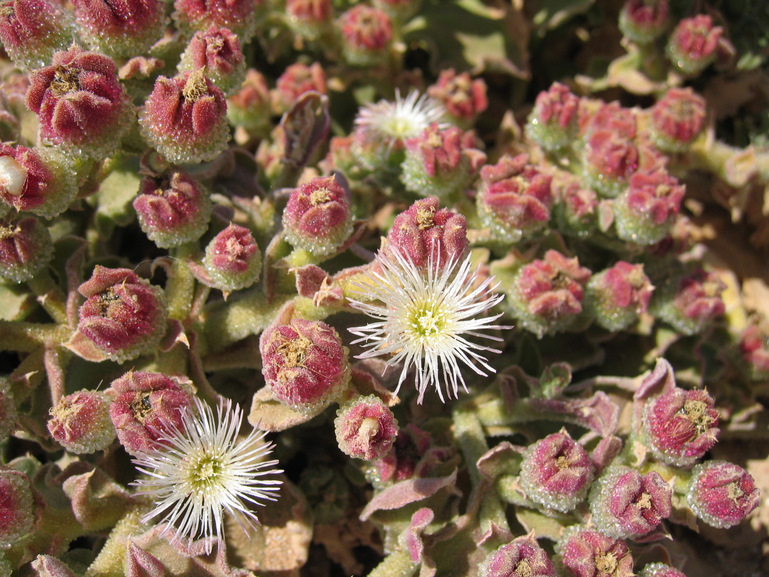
[
  {"x1": 354, "y1": 89, "x2": 446, "y2": 150},
  {"x1": 131, "y1": 396, "x2": 282, "y2": 554},
  {"x1": 348, "y1": 246, "x2": 507, "y2": 403}
]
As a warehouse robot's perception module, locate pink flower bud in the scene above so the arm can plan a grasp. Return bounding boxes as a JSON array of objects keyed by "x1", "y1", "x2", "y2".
[
  {"x1": 638, "y1": 563, "x2": 688, "y2": 577},
  {"x1": 526, "y1": 82, "x2": 580, "y2": 150},
  {"x1": 650, "y1": 88, "x2": 706, "y2": 153},
  {"x1": 481, "y1": 534, "x2": 556, "y2": 577},
  {"x1": 71, "y1": 0, "x2": 166, "y2": 59},
  {"x1": 173, "y1": 0, "x2": 258, "y2": 40},
  {"x1": 510, "y1": 250, "x2": 592, "y2": 338},
  {"x1": 273, "y1": 62, "x2": 327, "y2": 115},
  {"x1": 554, "y1": 180, "x2": 599, "y2": 236},
  {"x1": 47, "y1": 390, "x2": 116, "y2": 454},
  {"x1": 260, "y1": 318, "x2": 350, "y2": 410},
  {"x1": 385, "y1": 196, "x2": 468, "y2": 269},
  {"x1": 133, "y1": 170, "x2": 212, "y2": 248},
  {"x1": 77, "y1": 266, "x2": 168, "y2": 362},
  {"x1": 590, "y1": 466, "x2": 672, "y2": 539},
  {"x1": 286, "y1": 0, "x2": 332, "y2": 40},
  {"x1": 614, "y1": 168, "x2": 685, "y2": 245},
  {"x1": 108, "y1": 371, "x2": 194, "y2": 456},
  {"x1": 334, "y1": 395, "x2": 398, "y2": 460},
  {"x1": 25, "y1": 46, "x2": 133, "y2": 156},
  {"x1": 687, "y1": 460, "x2": 760, "y2": 528},
  {"x1": 556, "y1": 527, "x2": 634, "y2": 577},
  {"x1": 477, "y1": 153, "x2": 554, "y2": 243},
  {"x1": 619, "y1": 0, "x2": 669, "y2": 44},
  {"x1": 202, "y1": 224, "x2": 262, "y2": 291},
  {"x1": 139, "y1": 70, "x2": 230, "y2": 164},
  {"x1": 428, "y1": 69, "x2": 488, "y2": 128},
  {"x1": 401, "y1": 123, "x2": 474, "y2": 200},
  {"x1": 667, "y1": 15, "x2": 723, "y2": 76},
  {"x1": 0, "y1": 466, "x2": 35, "y2": 547},
  {"x1": 338, "y1": 5, "x2": 393, "y2": 66},
  {"x1": 283, "y1": 174, "x2": 354, "y2": 257},
  {"x1": 0, "y1": 144, "x2": 77, "y2": 218},
  {"x1": 586, "y1": 262, "x2": 654, "y2": 331},
  {"x1": 520, "y1": 430, "x2": 595, "y2": 512},
  {"x1": 643, "y1": 387, "x2": 719, "y2": 467},
  {"x1": 583, "y1": 130, "x2": 639, "y2": 199},
  {"x1": 0, "y1": 0, "x2": 74, "y2": 70},
  {"x1": 653, "y1": 268, "x2": 726, "y2": 336},
  {"x1": 0, "y1": 379, "x2": 16, "y2": 442},
  {"x1": 178, "y1": 26, "x2": 246, "y2": 97},
  {"x1": 0, "y1": 214, "x2": 53, "y2": 283},
  {"x1": 227, "y1": 68, "x2": 272, "y2": 137},
  {"x1": 739, "y1": 324, "x2": 769, "y2": 380}
]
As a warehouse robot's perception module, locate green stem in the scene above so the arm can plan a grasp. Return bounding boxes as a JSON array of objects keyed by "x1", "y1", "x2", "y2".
[
  {"x1": 165, "y1": 243, "x2": 198, "y2": 322},
  {"x1": 0, "y1": 322, "x2": 71, "y2": 353},
  {"x1": 27, "y1": 271, "x2": 68, "y2": 325},
  {"x1": 368, "y1": 548, "x2": 418, "y2": 577}
]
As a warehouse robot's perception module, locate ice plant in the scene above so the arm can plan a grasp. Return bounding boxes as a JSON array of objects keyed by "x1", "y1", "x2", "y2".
[
  {"x1": 76, "y1": 266, "x2": 168, "y2": 363},
  {"x1": 25, "y1": 46, "x2": 133, "y2": 156},
  {"x1": 177, "y1": 26, "x2": 246, "y2": 97},
  {"x1": 47, "y1": 390, "x2": 116, "y2": 454},
  {"x1": 480, "y1": 533, "x2": 556, "y2": 577},
  {"x1": 338, "y1": 4, "x2": 393, "y2": 67},
  {"x1": 202, "y1": 224, "x2": 262, "y2": 292},
  {"x1": 348, "y1": 245, "x2": 506, "y2": 403},
  {"x1": 586, "y1": 262, "x2": 654, "y2": 331},
  {"x1": 649, "y1": 88, "x2": 707, "y2": 153},
  {"x1": 428, "y1": 69, "x2": 488, "y2": 128},
  {"x1": 0, "y1": 467, "x2": 35, "y2": 547},
  {"x1": 0, "y1": 0, "x2": 74, "y2": 70},
  {"x1": 555, "y1": 526, "x2": 634, "y2": 577},
  {"x1": 334, "y1": 395, "x2": 399, "y2": 461},
  {"x1": 667, "y1": 15, "x2": 723, "y2": 76},
  {"x1": 525, "y1": 82, "x2": 580, "y2": 151},
  {"x1": 131, "y1": 396, "x2": 282, "y2": 555},
  {"x1": 0, "y1": 214, "x2": 53, "y2": 283},
  {"x1": 687, "y1": 460, "x2": 760, "y2": 528},
  {"x1": 618, "y1": 0, "x2": 669, "y2": 44},
  {"x1": 139, "y1": 69, "x2": 230, "y2": 165}
]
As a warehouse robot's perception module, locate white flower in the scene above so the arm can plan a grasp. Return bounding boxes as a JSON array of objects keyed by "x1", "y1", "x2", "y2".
[
  {"x1": 354, "y1": 89, "x2": 446, "y2": 150},
  {"x1": 348, "y1": 247, "x2": 507, "y2": 403},
  {"x1": 131, "y1": 396, "x2": 282, "y2": 554}
]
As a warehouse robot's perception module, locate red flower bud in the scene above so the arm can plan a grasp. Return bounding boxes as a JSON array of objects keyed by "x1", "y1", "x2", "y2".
[
  {"x1": 520, "y1": 430, "x2": 595, "y2": 512},
  {"x1": 586, "y1": 262, "x2": 654, "y2": 331},
  {"x1": 556, "y1": 527, "x2": 634, "y2": 577},
  {"x1": 687, "y1": 460, "x2": 760, "y2": 528},
  {"x1": 47, "y1": 390, "x2": 116, "y2": 454},
  {"x1": 652, "y1": 268, "x2": 726, "y2": 336},
  {"x1": 510, "y1": 250, "x2": 591, "y2": 338},
  {"x1": 334, "y1": 395, "x2": 398, "y2": 460},
  {"x1": 108, "y1": 371, "x2": 194, "y2": 456},
  {"x1": 71, "y1": 0, "x2": 166, "y2": 59},
  {"x1": 526, "y1": 82, "x2": 580, "y2": 150},
  {"x1": 650, "y1": 88, "x2": 706, "y2": 153},
  {"x1": 428, "y1": 69, "x2": 488, "y2": 128},
  {"x1": 25, "y1": 46, "x2": 133, "y2": 156},
  {"x1": 227, "y1": 68, "x2": 272, "y2": 137},
  {"x1": 283, "y1": 174, "x2": 354, "y2": 257},
  {"x1": 481, "y1": 534, "x2": 556, "y2": 577},
  {"x1": 260, "y1": 318, "x2": 350, "y2": 411},
  {"x1": 178, "y1": 26, "x2": 246, "y2": 97},
  {"x1": 0, "y1": 0, "x2": 74, "y2": 70},
  {"x1": 202, "y1": 223, "x2": 262, "y2": 291},
  {"x1": 619, "y1": 0, "x2": 669, "y2": 44},
  {"x1": 614, "y1": 169, "x2": 685, "y2": 245},
  {"x1": 139, "y1": 70, "x2": 230, "y2": 164},
  {"x1": 385, "y1": 196, "x2": 468, "y2": 269},
  {"x1": 401, "y1": 123, "x2": 475, "y2": 200},
  {"x1": 590, "y1": 466, "x2": 672, "y2": 539},
  {"x1": 0, "y1": 466, "x2": 35, "y2": 547},
  {"x1": 273, "y1": 62, "x2": 327, "y2": 115},
  {"x1": 667, "y1": 15, "x2": 723, "y2": 76},
  {"x1": 0, "y1": 214, "x2": 53, "y2": 283},
  {"x1": 643, "y1": 387, "x2": 719, "y2": 467},
  {"x1": 286, "y1": 0, "x2": 332, "y2": 40},
  {"x1": 133, "y1": 170, "x2": 212, "y2": 248},
  {"x1": 338, "y1": 5, "x2": 392, "y2": 66},
  {"x1": 173, "y1": 0, "x2": 259, "y2": 40},
  {"x1": 477, "y1": 154, "x2": 554, "y2": 243},
  {"x1": 77, "y1": 266, "x2": 168, "y2": 362}
]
